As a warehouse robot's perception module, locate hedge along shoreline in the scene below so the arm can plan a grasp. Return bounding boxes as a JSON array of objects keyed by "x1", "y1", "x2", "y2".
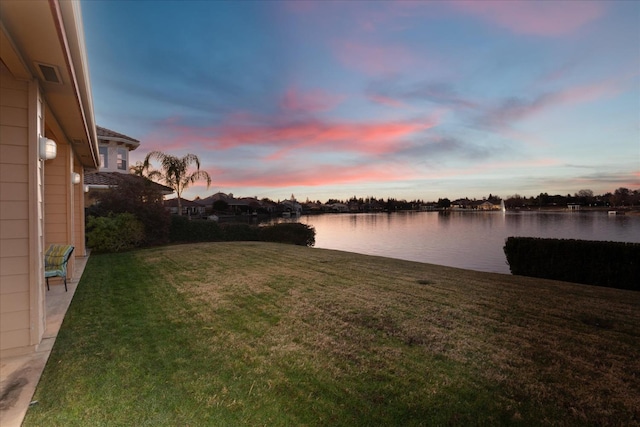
[
  {"x1": 169, "y1": 216, "x2": 316, "y2": 247},
  {"x1": 504, "y1": 237, "x2": 639, "y2": 291}
]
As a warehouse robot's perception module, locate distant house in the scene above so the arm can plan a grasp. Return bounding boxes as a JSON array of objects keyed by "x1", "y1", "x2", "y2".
[
  {"x1": 327, "y1": 203, "x2": 349, "y2": 213},
  {"x1": 419, "y1": 204, "x2": 438, "y2": 211},
  {"x1": 281, "y1": 198, "x2": 302, "y2": 215},
  {"x1": 451, "y1": 199, "x2": 473, "y2": 210},
  {"x1": 164, "y1": 197, "x2": 206, "y2": 217},
  {"x1": 95, "y1": 126, "x2": 139, "y2": 172},
  {"x1": 199, "y1": 193, "x2": 278, "y2": 215},
  {"x1": 478, "y1": 201, "x2": 498, "y2": 211},
  {"x1": 84, "y1": 171, "x2": 173, "y2": 204},
  {"x1": 199, "y1": 192, "x2": 233, "y2": 211},
  {"x1": 302, "y1": 201, "x2": 324, "y2": 213},
  {"x1": 84, "y1": 127, "x2": 173, "y2": 204}
]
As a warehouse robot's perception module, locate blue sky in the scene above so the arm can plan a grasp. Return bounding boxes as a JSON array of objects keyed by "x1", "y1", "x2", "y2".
[{"x1": 82, "y1": 0, "x2": 639, "y2": 202}]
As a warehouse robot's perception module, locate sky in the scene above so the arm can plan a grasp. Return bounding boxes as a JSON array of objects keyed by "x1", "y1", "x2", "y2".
[{"x1": 81, "y1": 0, "x2": 639, "y2": 202}]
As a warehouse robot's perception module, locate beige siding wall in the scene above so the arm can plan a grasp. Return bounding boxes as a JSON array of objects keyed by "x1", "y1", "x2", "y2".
[
  {"x1": 74, "y1": 159, "x2": 86, "y2": 257},
  {"x1": 0, "y1": 68, "x2": 44, "y2": 356},
  {"x1": 100, "y1": 141, "x2": 130, "y2": 172},
  {"x1": 44, "y1": 133, "x2": 76, "y2": 278}
]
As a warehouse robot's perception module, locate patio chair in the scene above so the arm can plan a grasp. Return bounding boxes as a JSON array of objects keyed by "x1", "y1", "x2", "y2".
[{"x1": 44, "y1": 244, "x2": 74, "y2": 291}]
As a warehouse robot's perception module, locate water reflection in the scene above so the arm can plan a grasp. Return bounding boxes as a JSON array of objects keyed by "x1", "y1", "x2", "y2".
[{"x1": 287, "y1": 211, "x2": 640, "y2": 274}]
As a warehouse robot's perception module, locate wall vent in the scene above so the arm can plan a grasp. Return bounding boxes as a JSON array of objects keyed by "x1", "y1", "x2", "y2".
[{"x1": 34, "y1": 62, "x2": 62, "y2": 84}]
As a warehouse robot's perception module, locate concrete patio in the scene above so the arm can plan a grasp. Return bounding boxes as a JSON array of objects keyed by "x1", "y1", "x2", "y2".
[{"x1": 0, "y1": 254, "x2": 89, "y2": 427}]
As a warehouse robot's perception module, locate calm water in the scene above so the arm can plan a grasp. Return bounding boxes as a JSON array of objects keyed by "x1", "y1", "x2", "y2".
[{"x1": 286, "y1": 211, "x2": 640, "y2": 274}]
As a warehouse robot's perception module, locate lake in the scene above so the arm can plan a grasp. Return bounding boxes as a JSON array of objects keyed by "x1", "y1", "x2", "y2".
[{"x1": 281, "y1": 211, "x2": 640, "y2": 274}]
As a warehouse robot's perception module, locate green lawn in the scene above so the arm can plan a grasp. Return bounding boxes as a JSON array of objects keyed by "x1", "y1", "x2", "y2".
[{"x1": 24, "y1": 242, "x2": 640, "y2": 426}]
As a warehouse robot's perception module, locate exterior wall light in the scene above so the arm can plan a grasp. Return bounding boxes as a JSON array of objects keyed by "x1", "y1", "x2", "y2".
[
  {"x1": 39, "y1": 137, "x2": 57, "y2": 160},
  {"x1": 72, "y1": 172, "x2": 81, "y2": 184}
]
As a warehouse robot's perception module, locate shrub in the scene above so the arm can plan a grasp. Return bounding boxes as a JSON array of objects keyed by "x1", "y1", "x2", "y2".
[
  {"x1": 259, "y1": 223, "x2": 315, "y2": 246},
  {"x1": 169, "y1": 216, "x2": 223, "y2": 242},
  {"x1": 169, "y1": 218, "x2": 315, "y2": 247},
  {"x1": 87, "y1": 176, "x2": 171, "y2": 245},
  {"x1": 504, "y1": 237, "x2": 639, "y2": 290},
  {"x1": 220, "y1": 223, "x2": 259, "y2": 241},
  {"x1": 86, "y1": 213, "x2": 145, "y2": 253}
]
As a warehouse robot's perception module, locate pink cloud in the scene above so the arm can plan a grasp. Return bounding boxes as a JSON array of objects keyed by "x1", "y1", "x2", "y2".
[
  {"x1": 550, "y1": 76, "x2": 628, "y2": 106},
  {"x1": 141, "y1": 113, "x2": 439, "y2": 162},
  {"x1": 212, "y1": 163, "x2": 416, "y2": 188},
  {"x1": 367, "y1": 93, "x2": 406, "y2": 108},
  {"x1": 481, "y1": 74, "x2": 629, "y2": 130},
  {"x1": 335, "y1": 41, "x2": 420, "y2": 76},
  {"x1": 215, "y1": 116, "x2": 438, "y2": 159},
  {"x1": 279, "y1": 86, "x2": 345, "y2": 113},
  {"x1": 451, "y1": 0, "x2": 606, "y2": 36}
]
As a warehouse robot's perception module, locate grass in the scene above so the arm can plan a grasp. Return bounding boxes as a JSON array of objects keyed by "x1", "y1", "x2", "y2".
[{"x1": 24, "y1": 242, "x2": 640, "y2": 426}]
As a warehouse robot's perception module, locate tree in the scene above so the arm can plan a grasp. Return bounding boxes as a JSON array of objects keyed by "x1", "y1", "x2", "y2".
[
  {"x1": 143, "y1": 151, "x2": 211, "y2": 215},
  {"x1": 437, "y1": 198, "x2": 451, "y2": 209},
  {"x1": 130, "y1": 161, "x2": 146, "y2": 177},
  {"x1": 575, "y1": 189, "x2": 594, "y2": 205},
  {"x1": 611, "y1": 187, "x2": 630, "y2": 207},
  {"x1": 87, "y1": 175, "x2": 171, "y2": 245}
]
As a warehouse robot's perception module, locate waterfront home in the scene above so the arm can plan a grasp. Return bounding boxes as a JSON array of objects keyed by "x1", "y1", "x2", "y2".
[
  {"x1": 477, "y1": 201, "x2": 499, "y2": 211},
  {"x1": 84, "y1": 127, "x2": 173, "y2": 204},
  {"x1": 164, "y1": 197, "x2": 206, "y2": 217},
  {"x1": 1, "y1": 0, "x2": 96, "y2": 357}
]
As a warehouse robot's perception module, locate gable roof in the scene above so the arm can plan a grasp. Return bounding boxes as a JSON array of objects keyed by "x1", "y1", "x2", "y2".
[
  {"x1": 200, "y1": 192, "x2": 232, "y2": 204},
  {"x1": 164, "y1": 198, "x2": 205, "y2": 208},
  {"x1": 96, "y1": 126, "x2": 140, "y2": 150},
  {"x1": 84, "y1": 172, "x2": 173, "y2": 195}
]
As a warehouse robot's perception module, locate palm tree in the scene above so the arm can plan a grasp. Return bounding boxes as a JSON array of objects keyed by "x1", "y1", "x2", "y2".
[
  {"x1": 129, "y1": 161, "x2": 146, "y2": 177},
  {"x1": 142, "y1": 151, "x2": 211, "y2": 215}
]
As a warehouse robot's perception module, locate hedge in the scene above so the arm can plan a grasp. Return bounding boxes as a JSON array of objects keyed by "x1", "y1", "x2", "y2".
[
  {"x1": 169, "y1": 216, "x2": 224, "y2": 242},
  {"x1": 258, "y1": 223, "x2": 315, "y2": 246},
  {"x1": 86, "y1": 214, "x2": 145, "y2": 253},
  {"x1": 504, "y1": 237, "x2": 639, "y2": 291},
  {"x1": 170, "y1": 216, "x2": 315, "y2": 246}
]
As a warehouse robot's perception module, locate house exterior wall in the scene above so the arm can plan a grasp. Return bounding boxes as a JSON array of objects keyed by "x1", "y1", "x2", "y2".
[
  {"x1": 74, "y1": 160, "x2": 86, "y2": 257},
  {"x1": 43, "y1": 131, "x2": 76, "y2": 278},
  {"x1": 99, "y1": 141, "x2": 130, "y2": 173},
  {"x1": 1, "y1": 0, "x2": 98, "y2": 358},
  {"x1": 0, "y1": 67, "x2": 46, "y2": 357}
]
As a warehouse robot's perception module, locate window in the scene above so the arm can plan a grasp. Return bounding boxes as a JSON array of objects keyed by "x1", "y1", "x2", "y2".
[
  {"x1": 99, "y1": 147, "x2": 108, "y2": 168},
  {"x1": 117, "y1": 148, "x2": 127, "y2": 170}
]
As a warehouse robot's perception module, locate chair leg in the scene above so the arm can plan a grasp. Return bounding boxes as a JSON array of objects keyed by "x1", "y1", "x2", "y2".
[
  {"x1": 64, "y1": 276, "x2": 68, "y2": 292},
  {"x1": 46, "y1": 277, "x2": 50, "y2": 291}
]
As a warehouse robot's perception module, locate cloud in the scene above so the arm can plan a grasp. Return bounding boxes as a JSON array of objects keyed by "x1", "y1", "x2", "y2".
[
  {"x1": 147, "y1": 112, "x2": 440, "y2": 162},
  {"x1": 279, "y1": 86, "x2": 345, "y2": 114},
  {"x1": 397, "y1": 135, "x2": 502, "y2": 162},
  {"x1": 211, "y1": 162, "x2": 414, "y2": 188},
  {"x1": 538, "y1": 170, "x2": 640, "y2": 193},
  {"x1": 367, "y1": 80, "x2": 477, "y2": 109},
  {"x1": 450, "y1": 0, "x2": 606, "y2": 36},
  {"x1": 476, "y1": 75, "x2": 630, "y2": 131},
  {"x1": 334, "y1": 41, "x2": 421, "y2": 76},
  {"x1": 367, "y1": 94, "x2": 406, "y2": 108}
]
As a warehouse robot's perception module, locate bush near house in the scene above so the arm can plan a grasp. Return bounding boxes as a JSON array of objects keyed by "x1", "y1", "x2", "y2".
[
  {"x1": 86, "y1": 213, "x2": 145, "y2": 253},
  {"x1": 87, "y1": 177, "x2": 171, "y2": 245},
  {"x1": 504, "y1": 237, "x2": 640, "y2": 291}
]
